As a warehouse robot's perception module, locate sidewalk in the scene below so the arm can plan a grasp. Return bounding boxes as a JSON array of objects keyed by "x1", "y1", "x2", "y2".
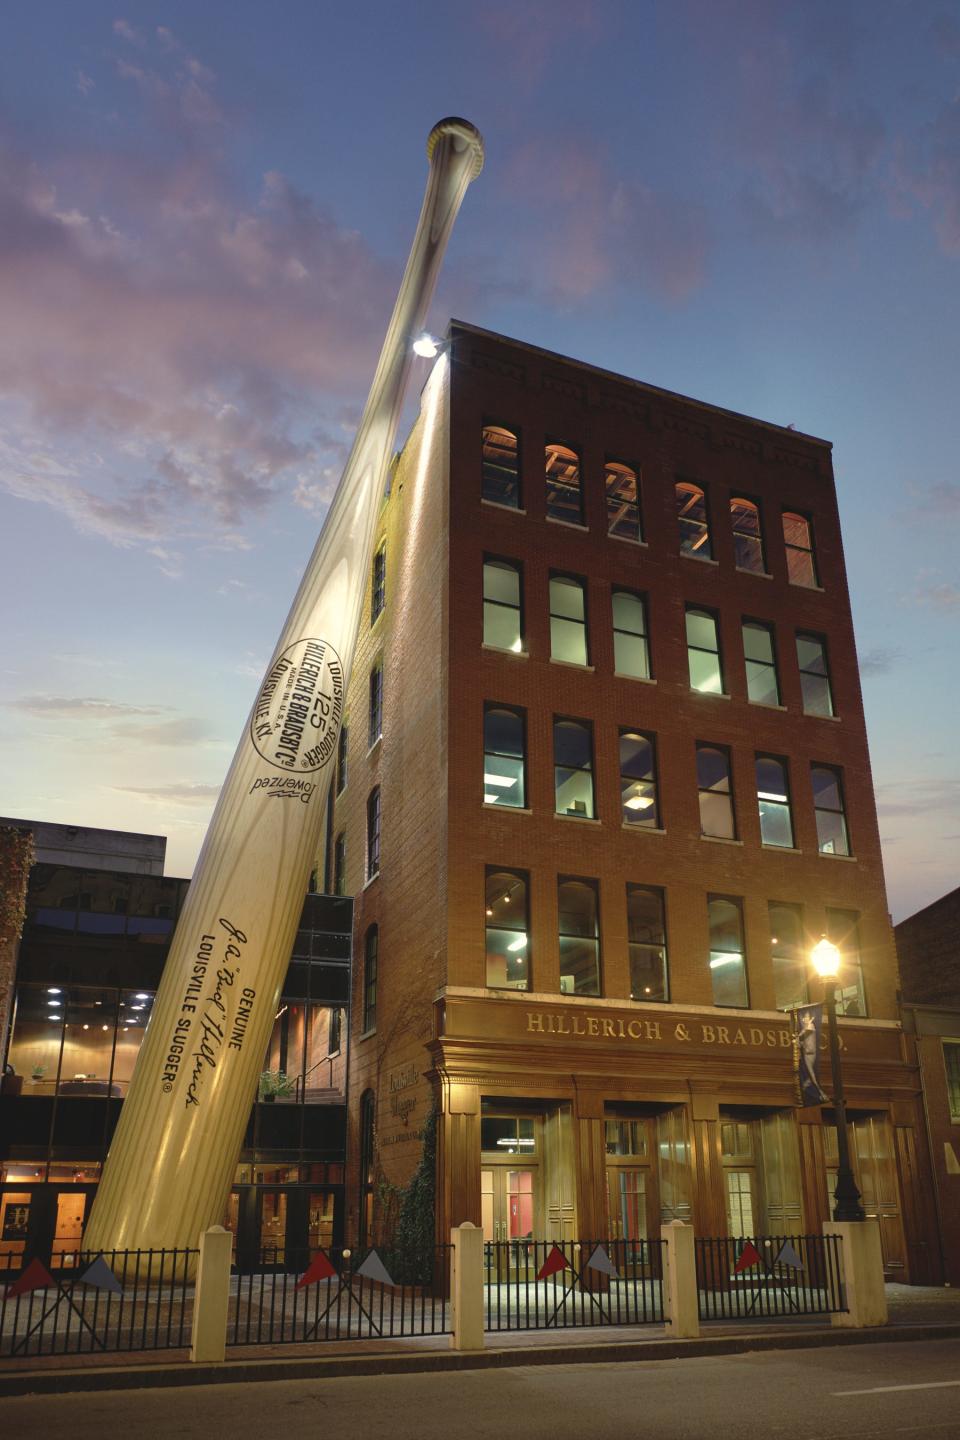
[{"x1": 2, "y1": 1284, "x2": 958, "y2": 1398}]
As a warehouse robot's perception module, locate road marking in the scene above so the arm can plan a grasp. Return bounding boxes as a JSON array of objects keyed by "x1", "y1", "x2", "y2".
[{"x1": 833, "y1": 1380, "x2": 960, "y2": 1396}]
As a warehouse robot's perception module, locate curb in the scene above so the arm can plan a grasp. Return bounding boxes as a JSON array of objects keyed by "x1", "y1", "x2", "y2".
[{"x1": 2, "y1": 1322, "x2": 960, "y2": 1397}]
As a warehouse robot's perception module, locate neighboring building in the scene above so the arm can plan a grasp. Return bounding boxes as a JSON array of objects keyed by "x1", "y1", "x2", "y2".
[
  {"x1": 897, "y1": 886, "x2": 960, "y2": 1284},
  {"x1": 0, "y1": 850, "x2": 352, "y2": 1270},
  {"x1": 326, "y1": 320, "x2": 940, "y2": 1282},
  {"x1": 0, "y1": 817, "x2": 166, "y2": 876}
]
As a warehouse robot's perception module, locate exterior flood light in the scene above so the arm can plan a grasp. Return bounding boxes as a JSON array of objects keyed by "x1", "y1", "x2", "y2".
[{"x1": 413, "y1": 333, "x2": 440, "y2": 358}]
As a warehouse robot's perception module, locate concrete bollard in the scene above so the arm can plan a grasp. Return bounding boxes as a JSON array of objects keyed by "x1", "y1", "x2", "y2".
[
  {"x1": 661, "y1": 1220, "x2": 700, "y2": 1338},
  {"x1": 190, "y1": 1225, "x2": 232, "y2": 1363},
  {"x1": 823, "y1": 1220, "x2": 888, "y2": 1328},
  {"x1": 451, "y1": 1221, "x2": 485, "y2": 1350}
]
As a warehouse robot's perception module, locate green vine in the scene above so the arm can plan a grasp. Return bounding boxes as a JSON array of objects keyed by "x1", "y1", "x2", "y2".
[
  {"x1": 0, "y1": 826, "x2": 34, "y2": 949},
  {"x1": 374, "y1": 1104, "x2": 438, "y2": 1285}
]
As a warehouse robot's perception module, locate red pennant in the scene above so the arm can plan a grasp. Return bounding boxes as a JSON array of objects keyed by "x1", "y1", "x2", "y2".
[
  {"x1": 733, "y1": 1241, "x2": 763, "y2": 1274},
  {"x1": 536, "y1": 1245, "x2": 570, "y2": 1281},
  {"x1": 5, "y1": 1257, "x2": 56, "y2": 1298},
  {"x1": 295, "y1": 1250, "x2": 338, "y2": 1290}
]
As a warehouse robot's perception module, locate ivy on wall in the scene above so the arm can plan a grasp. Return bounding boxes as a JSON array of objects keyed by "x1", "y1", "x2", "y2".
[
  {"x1": 375, "y1": 1104, "x2": 438, "y2": 1284},
  {"x1": 0, "y1": 826, "x2": 34, "y2": 949}
]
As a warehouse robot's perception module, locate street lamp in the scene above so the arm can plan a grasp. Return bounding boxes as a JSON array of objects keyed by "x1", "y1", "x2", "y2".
[{"x1": 810, "y1": 937, "x2": 865, "y2": 1222}]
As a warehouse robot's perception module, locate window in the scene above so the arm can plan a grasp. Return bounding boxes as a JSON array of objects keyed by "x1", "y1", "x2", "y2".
[
  {"x1": 943, "y1": 1042, "x2": 960, "y2": 1123},
  {"x1": 612, "y1": 589, "x2": 651, "y2": 678},
  {"x1": 697, "y1": 743, "x2": 736, "y2": 839},
  {"x1": 333, "y1": 833, "x2": 346, "y2": 897},
  {"x1": 620, "y1": 730, "x2": 659, "y2": 827},
  {"x1": 783, "y1": 511, "x2": 819, "y2": 587},
  {"x1": 554, "y1": 717, "x2": 595, "y2": 818},
  {"x1": 686, "y1": 607, "x2": 724, "y2": 693},
  {"x1": 756, "y1": 754, "x2": 794, "y2": 847},
  {"x1": 545, "y1": 441, "x2": 583, "y2": 524},
  {"x1": 676, "y1": 481, "x2": 712, "y2": 558},
  {"x1": 605, "y1": 461, "x2": 642, "y2": 541},
  {"x1": 366, "y1": 788, "x2": 381, "y2": 880},
  {"x1": 812, "y1": 765, "x2": 850, "y2": 855},
  {"x1": 731, "y1": 497, "x2": 765, "y2": 573},
  {"x1": 558, "y1": 877, "x2": 601, "y2": 995},
  {"x1": 370, "y1": 542, "x2": 386, "y2": 624},
  {"x1": 483, "y1": 704, "x2": 526, "y2": 808},
  {"x1": 368, "y1": 660, "x2": 383, "y2": 746},
  {"x1": 708, "y1": 896, "x2": 748, "y2": 1007},
  {"x1": 336, "y1": 723, "x2": 349, "y2": 795},
  {"x1": 359, "y1": 1090, "x2": 376, "y2": 1244},
  {"x1": 627, "y1": 885, "x2": 668, "y2": 1000},
  {"x1": 327, "y1": 1006, "x2": 342, "y2": 1055},
  {"x1": 362, "y1": 927, "x2": 378, "y2": 1031},
  {"x1": 483, "y1": 557, "x2": 523, "y2": 652},
  {"x1": 743, "y1": 620, "x2": 781, "y2": 706},
  {"x1": 797, "y1": 633, "x2": 834, "y2": 717},
  {"x1": 550, "y1": 574, "x2": 589, "y2": 665},
  {"x1": 826, "y1": 908, "x2": 866, "y2": 1016},
  {"x1": 769, "y1": 901, "x2": 807, "y2": 1010},
  {"x1": 485, "y1": 868, "x2": 529, "y2": 990},
  {"x1": 482, "y1": 424, "x2": 520, "y2": 507}
]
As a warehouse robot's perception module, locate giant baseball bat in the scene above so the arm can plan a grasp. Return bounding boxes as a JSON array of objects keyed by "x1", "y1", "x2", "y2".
[{"x1": 84, "y1": 117, "x2": 484, "y2": 1255}]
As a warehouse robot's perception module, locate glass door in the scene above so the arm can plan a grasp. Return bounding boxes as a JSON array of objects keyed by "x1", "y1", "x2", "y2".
[
  {"x1": 481, "y1": 1167, "x2": 537, "y2": 1280},
  {"x1": 258, "y1": 1190, "x2": 287, "y2": 1265},
  {"x1": 606, "y1": 1167, "x2": 651, "y2": 1276}
]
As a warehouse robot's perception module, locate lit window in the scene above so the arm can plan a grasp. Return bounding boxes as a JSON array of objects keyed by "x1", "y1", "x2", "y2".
[
  {"x1": 550, "y1": 574, "x2": 589, "y2": 665},
  {"x1": 708, "y1": 896, "x2": 748, "y2": 1007},
  {"x1": 483, "y1": 557, "x2": 523, "y2": 652},
  {"x1": 743, "y1": 620, "x2": 781, "y2": 706},
  {"x1": 783, "y1": 511, "x2": 819, "y2": 587},
  {"x1": 485, "y1": 868, "x2": 529, "y2": 990},
  {"x1": 756, "y1": 754, "x2": 794, "y2": 847},
  {"x1": 620, "y1": 730, "x2": 659, "y2": 828},
  {"x1": 370, "y1": 542, "x2": 386, "y2": 624},
  {"x1": 545, "y1": 441, "x2": 583, "y2": 524},
  {"x1": 697, "y1": 743, "x2": 736, "y2": 839},
  {"x1": 627, "y1": 885, "x2": 668, "y2": 1001},
  {"x1": 359, "y1": 1089, "x2": 376, "y2": 1244},
  {"x1": 558, "y1": 877, "x2": 601, "y2": 996},
  {"x1": 612, "y1": 589, "x2": 650, "y2": 678},
  {"x1": 731, "y1": 497, "x2": 765, "y2": 573},
  {"x1": 366, "y1": 788, "x2": 381, "y2": 880},
  {"x1": 826, "y1": 908, "x2": 866, "y2": 1016},
  {"x1": 812, "y1": 764, "x2": 850, "y2": 856},
  {"x1": 605, "y1": 461, "x2": 642, "y2": 541},
  {"x1": 483, "y1": 705, "x2": 526, "y2": 808},
  {"x1": 368, "y1": 661, "x2": 383, "y2": 746},
  {"x1": 363, "y1": 927, "x2": 378, "y2": 1031},
  {"x1": 676, "y1": 481, "x2": 712, "y2": 558},
  {"x1": 797, "y1": 633, "x2": 834, "y2": 717},
  {"x1": 554, "y1": 717, "x2": 595, "y2": 818},
  {"x1": 336, "y1": 723, "x2": 349, "y2": 795},
  {"x1": 686, "y1": 607, "x2": 724, "y2": 693},
  {"x1": 333, "y1": 833, "x2": 346, "y2": 896},
  {"x1": 943, "y1": 1042, "x2": 960, "y2": 1123},
  {"x1": 482, "y1": 424, "x2": 520, "y2": 508},
  {"x1": 769, "y1": 901, "x2": 807, "y2": 1010}
]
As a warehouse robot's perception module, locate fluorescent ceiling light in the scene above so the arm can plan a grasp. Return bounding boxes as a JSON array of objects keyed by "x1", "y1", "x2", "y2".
[
  {"x1": 507, "y1": 936, "x2": 527, "y2": 952},
  {"x1": 709, "y1": 955, "x2": 741, "y2": 969},
  {"x1": 624, "y1": 795, "x2": 654, "y2": 811},
  {"x1": 483, "y1": 774, "x2": 516, "y2": 788},
  {"x1": 758, "y1": 791, "x2": 788, "y2": 803}
]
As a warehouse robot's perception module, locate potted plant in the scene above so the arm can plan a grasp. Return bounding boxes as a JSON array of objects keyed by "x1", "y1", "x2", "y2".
[
  {"x1": 30, "y1": 1064, "x2": 45, "y2": 1084},
  {"x1": 259, "y1": 1070, "x2": 295, "y2": 1103}
]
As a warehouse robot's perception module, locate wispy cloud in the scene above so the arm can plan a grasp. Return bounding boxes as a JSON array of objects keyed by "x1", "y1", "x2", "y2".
[
  {"x1": 116, "y1": 782, "x2": 221, "y2": 805},
  {"x1": 5, "y1": 695, "x2": 168, "y2": 718},
  {"x1": 858, "y1": 646, "x2": 904, "y2": 678}
]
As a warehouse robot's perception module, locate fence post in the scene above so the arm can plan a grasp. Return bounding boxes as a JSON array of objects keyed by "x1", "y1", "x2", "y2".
[
  {"x1": 451, "y1": 1222, "x2": 485, "y2": 1350},
  {"x1": 823, "y1": 1220, "x2": 888, "y2": 1328},
  {"x1": 190, "y1": 1225, "x2": 232, "y2": 1363},
  {"x1": 661, "y1": 1220, "x2": 699, "y2": 1338}
]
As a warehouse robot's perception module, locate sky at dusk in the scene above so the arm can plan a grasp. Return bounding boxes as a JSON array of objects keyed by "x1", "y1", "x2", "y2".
[{"x1": 1, "y1": 1, "x2": 958, "y2": 922}]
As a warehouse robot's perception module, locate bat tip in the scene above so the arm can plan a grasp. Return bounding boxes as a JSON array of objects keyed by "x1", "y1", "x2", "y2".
[{"x1": 427, "y1": 117, "x2": 485, "y2": 177}]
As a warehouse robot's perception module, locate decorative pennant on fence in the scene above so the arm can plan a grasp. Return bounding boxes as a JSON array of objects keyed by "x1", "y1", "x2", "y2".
[
  {"x1": 536, "y1": 1245, "x2": 570, "y2": 1281},
  {"x1": 78, "y1": 1256, "x2": 124, "y2": 1295},
  {"x1": 585, "y1": 1244, "x2": 619, "y2": 1279},
  {"x1": 773, "y1": 1241, "x2": 804, "y2": 1271},
  {"x1": 793, "y1": 1003, "x2": 829, "y2": 1107},
  {"x1": 4, "y1": 1258, "x2": 55, "y2": 1299},
  {"x1": 355, "y1": 1249, "x2": 396, "y2": 1287},
  {"x1": 296, "y1": 1250, "x2": 338, "y2": 1290},
  {"x1": 733, "y1": 1241, "x2": 763, "y2": 1274}
]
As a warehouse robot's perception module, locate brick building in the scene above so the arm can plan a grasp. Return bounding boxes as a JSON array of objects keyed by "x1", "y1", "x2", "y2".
[{"x1": 325, "y1": 321, "x2": 939, "y2": 1282}]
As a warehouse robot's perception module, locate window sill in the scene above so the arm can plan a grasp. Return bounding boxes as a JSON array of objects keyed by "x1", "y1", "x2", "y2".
[
  {"x1": 482, "y1": 499, "x2": 526, "y2": 516},
  {"x1": 555, "y1": 812, "x2": 600, "y2": 825},
  {"x1": 546, "y1": 515, "x2": 589, "y2": 532},
  {"x1": 761, "y1": 844, "x2": 802, "y2": 854},
  {"x1": 804, "y1": 711, "x2": 841, "y2": 722},
  {"x1": 818, "y1": 850, "x2": 857, "y2": 861},
  {"x1": 481, "y1": 643, "x2": 529, "y2": 659},
  {"x1": 690, "y1": 688, "x2": 731, "y2": 700},
  {"x1": 614, "y1": 672, "x2": 657, "y2": 685},
  {"x1": 362, "y1": 871, "x2": 380, "y2": 891},
  {"x1": 357, "y1": 1027, "x2": 377, "y2": 1043},
  {"x1": 788, "y1": 581, "x2": 826, "y2": 593},
  {"x1": 483, "y1": 803, "x2": 532, "y2": 815},
  {"x1": 609, "y1": 533, "x2": 648, "y2": 548},
  {"x1": 622, "y1": 824, "x2": 666, "y2": 836},
  {"x1": 701, "y1": 834, "x2": 743, "y2": 846},
  {"x1": 736, "y1": 567, "x2": 773, "y2": 580},
  {"x1": 681, "y1": 551, "x2": 719, "y2": 565},
  {"x1": 549, "y1": 658, "x2": 595, "y2": 672},
  {"x1": 749, "y1": 701, "x2": 787, "y2": 711}
]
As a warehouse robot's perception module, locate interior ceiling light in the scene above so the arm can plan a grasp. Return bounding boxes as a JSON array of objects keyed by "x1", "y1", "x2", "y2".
[
  {"x1": 483, "y1": 774, "x2": 516, "y2": 788},
  {"x1": 135, "y1": 993, "x2": 149, "y2": 1001},
  {"x1": 507, "y1": 936, "x2": 527, "y2": 952},
  {"x1": 624, "y1": 795, "x2": 654, "y2": 810},
  {"x1": 758, "y1": 791, "x2": 788, "y2": 803},
  {"x1": 47, "y1": 988, "x2": 61, "y2": 995}
]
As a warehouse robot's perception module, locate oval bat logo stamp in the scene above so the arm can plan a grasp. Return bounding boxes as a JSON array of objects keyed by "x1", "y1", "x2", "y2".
[{"x1": 250, "y1": 638, "x2": 344, "y2": 773}]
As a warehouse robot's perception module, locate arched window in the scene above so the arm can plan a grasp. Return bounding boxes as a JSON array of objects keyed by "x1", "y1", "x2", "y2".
[
  {"x1": 358, "y1": 1089, "x2": 376, "y2": 1245},
  {"x1": 549, "y1": 573, "x2": 589, "y2": 665},
  {"x1": 605, "y1": 460, "x2": 641, "y2": 541},
  {"x1": 483, "y1": 704, "x2": 526, "y2": 808},
  {"x1": 708, "y1": 896, "x2": 748, "y2": 1007},
  {"x1": 545, "y1": 442, "x2": 583, "y2": 525},
  {"x1": 485, "y1": 868, "x2": 529, "y2": 990},
  {"x1": 612, "y1": 589, "x2": 650, "y2": 678},
  {"x1": 370, "y1": 541, "x2": 386, "y2": 623},
  {"x1": 363, "y1": 925, "x2": 378, "y2": 1031},
  {"x1": 558, "y1": 877, "x2": 601, "y2": 996},
  {"x1": 482, "y1": 424, "x2": 520, "y2": 507},
  {"x1": 366, "y1": 788, "x2": 381, "y2": 879},
  {"x1": 756, "y1": 754, "x2": 793, "y2": 848},
  {"x1": 686, "y1": 606, "x2": 724, "y2": 693},
  {"x1": 769, "y1": 902, "x2": 806, "y2": 1011},
  {"x1": 812, "y1": 764, "x2": 850, "y2": 856},
  {"x1": 483, "y1": 556, "x2": 523, "y2": 652},
  {"x1": 619, "y1": 730, "x2": 659, "y2": 827},
  {"x1": 782, "y1": 511, "x2": 819, "y2": 587},
  {"x1": 554, "y1": 717, "x2": 595, "y2": 818},
  {"x1": 730, "y1": 497, "x2": 765, "y2": 573},
  {"x1": 676, "y1": 481, "x2": 712, "y2": 558},
  {"x1": 627, "y1": 885, "x2": 668, "y2": 1001},
  {"x1": 696, "y1": 744, "x2": 735, "y2": 839},
  {"x1": 333, "y1": 832, "x2": 346, "y2": 896}
]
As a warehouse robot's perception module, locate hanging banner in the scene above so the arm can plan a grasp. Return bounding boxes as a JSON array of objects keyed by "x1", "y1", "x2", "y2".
[{"x1": 793, "y1": 1003, "x2": 829, "y2": 1106}]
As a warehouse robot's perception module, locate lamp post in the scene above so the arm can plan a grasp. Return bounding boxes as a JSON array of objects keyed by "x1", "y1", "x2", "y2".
[{"x1": 811, "y1": 937, "x2": 865, "y2": 1222}]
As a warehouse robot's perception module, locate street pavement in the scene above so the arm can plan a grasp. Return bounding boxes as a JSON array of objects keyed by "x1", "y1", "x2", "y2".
[{"x1": 3, "y1": 1336, "x2": 960, "y2": 1438}]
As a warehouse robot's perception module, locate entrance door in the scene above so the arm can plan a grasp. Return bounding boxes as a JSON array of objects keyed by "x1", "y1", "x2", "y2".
[
  {"x1": 259, "y1": 1190, "x2": 287, "y2": 1264},
  {"x1": 827, "y1": 1116, "x2": 908, "y2": 1278},
  {"x1": 724, "y1": 1171, "x2": 756, "y2": 1238},
  {"x1": 481, "y1": 1167, "x2": 536, "y2": 1278},
  {"x1": 51, "y1": 1190, "x2": 87, "y2": 1265},
  {"x1": 606, "y1": 1167, "x2": 656, "y2": 1277},
  {"x1": 308, "y1": 1192, "x2": 335, "y2": 1252}
]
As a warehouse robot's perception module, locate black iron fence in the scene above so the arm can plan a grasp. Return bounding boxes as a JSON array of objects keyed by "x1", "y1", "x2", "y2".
[
  {"x1": 483, "y1": 1238, "x2": 665, "y2": 1332},
  {"x1": 695, "y1": 1234, "x2": 846, "y2": 1321},
  {"x1": 226, "y1": 1245, "x2": 451, "y2": 1345},
  {"x1": 0, "y1": 1248, "x2": 195, "y2": 1357}
]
